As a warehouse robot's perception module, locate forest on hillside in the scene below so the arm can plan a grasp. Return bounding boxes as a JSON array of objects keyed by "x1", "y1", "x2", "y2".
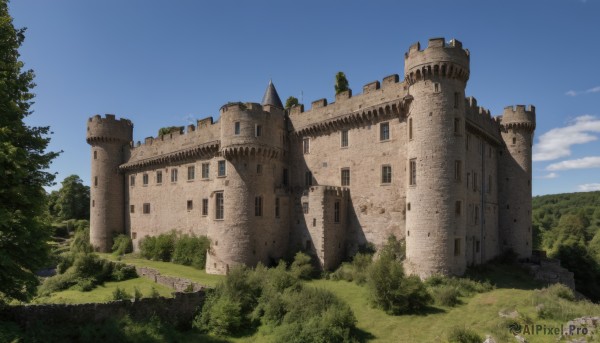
[{"x1": 532, "y1": 191, "x2": 600, "y2": 301}]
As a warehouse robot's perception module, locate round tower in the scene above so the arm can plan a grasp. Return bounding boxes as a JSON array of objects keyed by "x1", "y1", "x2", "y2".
[
  {"x1": 498, "y1": 105, "x2": 535, "y2": 260},
  {"x1": 205, "y1": 97, "x2": 288, "y2": 274},
  {"x1": 403, "y1": 38, "x2": 470, "y2": 277},
  {"x1": 86, "y1": 114, "x2": 133, "y2": 252}
]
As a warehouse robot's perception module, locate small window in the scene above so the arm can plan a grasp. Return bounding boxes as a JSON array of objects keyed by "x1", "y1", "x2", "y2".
[
  {"x1": 467, "y1": 172, "x2": 471, "y2": 189},
  {"x1": 93, "y1": 150, "x2": 97, "y2": 159},
  {"x1": 455, "y1": 201, "x2": 461, "y2": 215},
  {"x1": 302, "y1": 202, "x2": 309, "y2": 214},
  {"x1": 256, "y1": 164, "x2": 262, "y2": 174},
  {"x1": 341, "y1": 130, "x2": 348, "y2": 147},
  {"x1": 218, "y1": 160, "x2": 226, "y2": 177},
  {"x1": 454, "y1": 118, "x2": 460, "y2": 134},
  {"x1": 130, "y1": 205, "x2": 135, "y2": 213},
  {"x1": 475, "y1": 240, "x2": 480, "y2": 253},
  {"x1": 473, "y1": 172, "x2": 478, "y2": 192},
  {"x1": 143, "y1": 173, "x2": 148, "y2": 185},
  {"x1": 171, "y1": 168, "x2": 178, "y2": 182},
  {"x1": 341, "y1": 168, "x2": 350, "y2": 186},
  {"x1": 92, "y1": 200, "x2": 95, "y2": 207},
  {"x1": 130, "y1": 175, "x2": 135, "y2": 186},
  {"x1": 381, "y1": 165, "x2": 392, "y2": 184},
  {"x1": 187, "y1": 200, "x2": 193, "y2": 211},
  {"x1": 303, "y1": 138, "x2": 310, "y2": 154},
  {"x1": 94, "y1": 176, "x2": 98, "y2": 187},
  {"x1": 283, "y1": 168, "x2": 289, "y2": 186},
  {"x1": 407, "y1": 203, "x2": 411, "y2": 211},
  {"x1": 454, "y1": 92, "x2": 460, "y2": 109},
  {"x1": 234, "y1": 121, "x2": 240, "y2": 135},
  {"x1": 202, "y1": 198, "x2": 208, "y2": 216},
  {"x1": 215, "y1": 192, "x2": 224, "y2": 219},
  {"x1": 454, "y1": 238, "x2": 461, "y2": 256},
  {"x1": 255, "y1": 125, "x2": 262, "y2": 137},
  {"x1": 474, "y1": 206, "x2": 479, "y2": 224},
  {"x1": 255, "y1": 196, "x2": 263, "y2": 216},
  {"x1": 156, "y1": 171, "x2": 163, "y2": 184},
  {"x1": 434, "y1": 83, "x2": 440, "y2": 92},
  {"x1": 454, "y1": 160, "x2": 462, "y2": 182},
  {"x1": 409, "y1": 158, "x2": 417, "y2": 186},
  {"x1": 408, "y1": 118, "x2": 413, "y2": 140},
  {"x1": 380, "y1": 122, "x2": 390, "y2": 141},
  {"x1": 334, "y1": 201, "x2": 340, "y2": 223},
  {"x1": 275, "y1": 197, "x2": 280, "y2": 218},
  {"x1": 143, "y1": 203, "x2": 150, "y2": 214},
  {"x1": 487, "y1": 175, "x2": 492, "y2": 194},
  {"x1": 512, "y1": 137, "x2": 516, "y2": 145},
  {"x1": 202, "y1": 163, "x2": 210, "y2": 179},
  {"x1": 305, "y1": 171, "x2": 312, "y2": 186},
  {"x1": 312, "y1": 218, "x2": 316, "y2": 227},
  {"x1": 188, "y1": 166, "x2": 195, "y2": 180}
]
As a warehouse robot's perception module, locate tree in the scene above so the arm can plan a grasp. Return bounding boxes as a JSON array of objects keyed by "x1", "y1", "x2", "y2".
[
  {"x1": 284, "y1": 96, "x2": 299, "y2": 109},
  {"x1": 54, "y1": 175, "x2": 90, "y2": 220},
  {"x1": 0, "y1": 1, "x2": 59, "y2": 301},
  {"x1": 158, "y1": 126, "x2": 182, "y2": 136},
  {"x1": 334, "y1": 71, "x2": 349, "y2": 95}
]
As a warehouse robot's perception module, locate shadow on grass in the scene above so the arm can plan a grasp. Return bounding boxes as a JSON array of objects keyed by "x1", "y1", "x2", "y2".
[
  {"x1": 465, "y1": 262, "x2": 543, "y2": 290},
  {"x1": 353, "y1": 326, "x2": 376, "y2": 342}
]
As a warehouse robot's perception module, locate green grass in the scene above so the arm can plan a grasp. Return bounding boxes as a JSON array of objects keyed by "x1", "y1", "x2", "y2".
[
  {"x1": 99, "y1": 253, "x2": 225, "y2": 287},
  {"x1": 32, "y1": 277, "x2": 174, "y2": 304}
]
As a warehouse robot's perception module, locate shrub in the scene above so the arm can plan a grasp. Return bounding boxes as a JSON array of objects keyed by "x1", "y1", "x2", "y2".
[
  {"x1": 447, "y1": 326, "x2": 483, "y2": 343},
  {"x1": 546, "y1": 283, "x2": 576, "y2": 301},
  {"x1": 73, "y1": 277, "x2": 95, "y2": 292},
  {"x1": 111, "y1": 263, "x2": 137, "y2": 281},
  {"x1": 350, "y1": 253, "x2": 372, "y2": 285},
  {"x1": 172, "y1": 234, "x2": 210, "y2": 269},
  {"x1": 112, "y1": 234, "x2": 132, "y2": 256},
  {"x1": 290, "y1": 252, "x2": 314, "y2": 280},
  {"x1": 431, "y1": 285, "x2": 461, "y2": 307},
  {"x1": 133, "y1": 287, "x2": 142, "y2": 301},
  {"x1": 149, "y1": 287, "x2": 160, "y2": 298},
  {"x1": 112, "y1": 287, "x2": 132, "y2": 301},
  {"x1": 197, "y1": 294, "x2": 243, "y2": 336},
  {"x1": 70, "y1": 228, "x2": 93, "y2": 254}
]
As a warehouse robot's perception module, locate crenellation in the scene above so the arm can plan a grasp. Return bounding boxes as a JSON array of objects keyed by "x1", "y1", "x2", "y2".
[
  {"x1": 382, "y1": 74, "x2": 399, "y2": 86},
  {"x1": 335, "y1": 89, "x2": 352, "y2": 102},
  {"x1": 311, "y1": 98, "x2": 328, "y2": 109},
  {"x1": 363, "y1": 81, "x2": 380, "y2": 93}
]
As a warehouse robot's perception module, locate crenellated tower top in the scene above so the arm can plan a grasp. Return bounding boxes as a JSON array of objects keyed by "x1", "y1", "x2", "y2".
[
  {"x1": 404, "y1": 37, "x2": 470, "y2": 85},
  {"x1": 86, "y1": 114, "x2": 133, "y2": 145},
  {"x1": 497, "y1": 105, "x2": 536, "y2": 132}
]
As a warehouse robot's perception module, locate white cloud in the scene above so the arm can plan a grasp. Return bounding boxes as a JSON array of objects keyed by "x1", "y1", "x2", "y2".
[
  {"x1": 578, "y1": 183, "x2": 600, "y2": 192},
  {"x1": 586, "y1": 86, "x2": 600, "y2": 94},
  {"x1": 564, "y1": 86, "x2": 600, "y2": 96},
  {"x1": 533, "y1": 115, "x2": 600, "y2": 161},
  {"x1": 547, "y1": 156, "x2": 600, "y2": 170},
  {"x1": 538, "y1": 172, "x2": 559, "y2": 179},
  {"x1": 566, "y1": 90, "x2": 578, "y2": 96}
]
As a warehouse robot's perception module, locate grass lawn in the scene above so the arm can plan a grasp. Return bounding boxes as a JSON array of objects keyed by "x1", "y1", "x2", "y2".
[
  {"x1": 32, "y1": 277, "x2": 174, "y2": 304},
  {"x1": 99, "y1": 253, "x2": 225, "y2": 287}
]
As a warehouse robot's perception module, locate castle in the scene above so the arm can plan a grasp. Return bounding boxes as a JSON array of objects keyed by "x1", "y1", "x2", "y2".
[{"x1": 87, "y1": 38, "x2": 535, "y2": 277}]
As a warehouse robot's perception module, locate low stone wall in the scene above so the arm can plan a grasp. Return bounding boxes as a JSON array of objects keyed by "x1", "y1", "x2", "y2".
[
  {"x1": 524, "y1": 258, "x2": 576, "y2": 290},
  {"x1": 133, "y1": 266, "x2": 205, "y2": 292},
  {"x1": 1, "y1": 290, "x2": 205, "y2": 329}
]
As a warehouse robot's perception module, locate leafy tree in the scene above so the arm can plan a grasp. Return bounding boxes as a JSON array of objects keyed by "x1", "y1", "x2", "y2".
[
  {"x1": 284, "y1": 96, "x2": 299, "y2": 109},
  {"x1": 0, "y1": 0, "x2": 59, "y2": 301},
  {"x1": 53, "y1": 174, "x2": 90, "y2": 220},
  {"x1": 158, "y1": 126, "x2": 182, "y2": 136},
  {"x1": 334, "y1": 71, "x2": 349, "y2": 95}
]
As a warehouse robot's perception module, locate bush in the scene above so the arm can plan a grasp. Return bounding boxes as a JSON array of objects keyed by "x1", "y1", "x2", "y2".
[
  {"x1": 290, "y1": 252, "x2": 314, "y2": 280},
  {"x1": 70, "y1": 228, "x2": 93, "y2": 254},
  {"x1": 197, "y1": 294, "x2": 243, "y2": 336},
  {"x1": 447, "y1": 326, "x2": 483, "y2": 343},
  {"x1": 112, "y1": 287, "x2": 132, "y2": 301},
  {"x1": 172, "y1": 234, "x2": 210, "y2": 269},
  {"x1": 546, "y1": 283, "x2": 576, "y2": 301},
  {"x1": 139, "y1": 232, "x2": 177, "y2": 262},
  {"x1": 111, "y1": 263, "x2": 137, "y2": 281},
  {"x1": 431, "y1": 285, "x2": 461, "y2": 307},
  {"x1": 112, "y1": 234, "x2": 132, "y2": 256}
]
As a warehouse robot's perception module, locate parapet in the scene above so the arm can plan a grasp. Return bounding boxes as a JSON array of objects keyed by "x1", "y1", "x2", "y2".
[
  {"x1": 219, "y1": 102, "x2": 284, "y2": 117},
  {"x1": 464, "y1": 97, "x2": 502, "y2": 143},
  {"x1": 498, "y1": 105, "x2": 536, "y2": 132},
  {"x1": 86, "y1": 114, "x2": 133, "y2": 144},
  {"x1": 404, "y1": 37, "x2": 470, "y2": 84}
]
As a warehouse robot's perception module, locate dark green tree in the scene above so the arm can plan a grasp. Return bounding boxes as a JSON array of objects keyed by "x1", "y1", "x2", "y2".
[
  {"x1": 158, "y1": 126, "x2": 182, "y2": 136},
  {"x1": 284, "y1": 96, "x2": 299, "y2": 109},
  {"x1": 54, "y1": 175, "x2": 90, "y2": 220},
  {"x1": 0, "y1": 0, "x2": 59, "y2": 301},
  {"x1": 334, "y1": 71, "x2": 349, "y2": 95}
]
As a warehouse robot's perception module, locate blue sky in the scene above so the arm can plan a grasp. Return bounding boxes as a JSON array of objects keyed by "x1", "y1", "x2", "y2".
[{"x1": 9, "y1": 0, "x2": 600, "y2": 196}]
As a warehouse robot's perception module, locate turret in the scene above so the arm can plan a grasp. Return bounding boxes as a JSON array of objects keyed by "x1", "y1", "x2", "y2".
[
  {"x1": 403, "y1": 38, "x2": 470, "y2": 277},
  {"x1": 86, "y1": 114, "x2": 133, "y2": 251},
  {"x1": 498, "y1": 105, "x2": 536, "y2": 260}
]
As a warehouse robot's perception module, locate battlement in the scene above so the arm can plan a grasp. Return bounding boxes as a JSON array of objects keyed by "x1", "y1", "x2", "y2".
[
  {"x1": 219, "y1": 102, "x2": 284, "y2": 116},
  {"x1": 464, "y1": 97, "x2": 502, "y2": 143},
  {"x1": 498, "y1": 105, "x2": 536, "y2": 131},
  {"x1": 307, "y1": 185, "x2": 350, "y2": 197},
  {"x1": 86, "y1": 114, "x2": 133, "y2": 144},
  {"x1": 404, "y1": 37, "x2": 470, "y2": 84}
]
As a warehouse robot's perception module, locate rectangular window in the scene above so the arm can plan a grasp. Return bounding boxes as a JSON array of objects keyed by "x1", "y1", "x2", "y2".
[
  {"x1": 487, "y1": 175, "x2": 492, "y2": 194},
  {"x1": 143, "y1": 203, "x2": 150, "y2": 214},
  {"x1": 380, "y1": 122, "x2": 390, "y2": 141},
  {"x1": 303, "y1": 138, "x2": 310, "y2": 154},
  {"x1": 474, "y1": 205, "x2": 479, "y2": 224},
  {"x1": 256, "y1": 164, "x2": 262, "y2": 174},
  {"x1": 454, "y1": 160, "x2": 462, "y2": 182},
  {"x1": 334, "y1": 201, "x2": 340, "y2": 223},
  {"x1": 218, "y1": 160, "x2": 226, "y2": 177},
  {"x1": 381, "y1": 165, "x2": 392, "y2": 184},
  {"x1": 455, "y1": 201, "x2": 461, "y2": 215},
  {"x1": 94, "y1": 150, "x2": 97, "y2": 159},
  {"x1": 454, "y1": 238, "x2": 461, "y2": 256},
  {"x1": 409, "y1": 158, "x2": 417, "y2": 186},
  {"x1": 434, "y1": 83, "x2": 440, "y2": 92},
  {"x1": 187, "y1": 200, "x2": 193, "y2": 211},
  {"x1": 283, "y1": 168, "x2": 289, "y2": 186},
  {"x1": 476, "y1": 240, "x2": 480, "y2": 253},
  {"x1": 156, "y1": 171, "x2": 163, "y2": 184},
  {"x1": 188, "y1": 166, "x2": 195, "y2": 180},
  {"x1": 130, "y1": 175, "x2": 135, "y2": 186},
  {"x1": 94, "y1": 176, "x2": 98, "y2": 187},
  {"x1": 341, "y1": 130, "x2": 348, "y2": 147},
  {"x1": 467, "y1": 172, "x2": 471, "y2": 189},
  {"x1": 255, "y1": 196, "x2": 263, "y2": 216},
  {"x1": 255, "y1": 124, "x2": 262, "y2": 137},
  {"x1": 473, "y1": 172, "x2": 478, "y2": 192},
  {"x1": 341, "y1": 168, "x2": 350, "y2": 186},
  {"x1": 143, "y1": 173, "x2": 148, "y2": 185},
  {"x1": 454, "y1": 118, "x2": 460, "y2": 134},
  {"x1": 202, "y1": 198, "x2": 209, "y2": 216},
  {"x1": 275, "y1": 197, "x2": 280, "y2": 218},
  {"x1": 215, "y1": 192, "x2": 224, "y2": 219},
  {"x1": 454, "y1": 92, "x2": 460, "y2": 109},
  {"x1": 234, "y1": 121, "x2": 240, "y2": 135},
  {"x1": 171, "y1": 168, "x2": 178, "y2": 182},
  {"x1": 408, "y1": 118, "x2": 413, "y2": 140},
  {"x1": 130, "y1": 205, "x2": 135, "y2": 213},
  {"x1": 305, "y1": 171, "x2": 312, "y2": 186},
  {"x1": 302, "y1": 202, "x2": 309, "y2": 214},
  {"x1": 202, "y1": 163, "x2": 210, "y2": 179}
]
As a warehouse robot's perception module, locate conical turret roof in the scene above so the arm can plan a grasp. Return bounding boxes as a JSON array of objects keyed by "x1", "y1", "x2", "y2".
[{"x1": 261, "y1": 80, "x2": 283, "y2": 108}]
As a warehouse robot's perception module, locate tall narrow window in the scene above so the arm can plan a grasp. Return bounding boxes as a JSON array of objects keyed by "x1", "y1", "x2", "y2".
[
  {"x1": 341, "y1": 130, "x2": 348, "y2": 147},
  {"x1": 454, "y1": 160, "x2": 462, "y2": 182},
  {"x1": 218, "y1": 160, "x2": 226, "y2": 177},
  {"x1": 302, "y1": 202, "x2": 309, "y2": 214},
  {"x1": 202, "y1": 163, "x2": 210, "y2": 179},
  {"x1": 94, "y1": 151, "x2": 97, "y2": 159},
  {"x1": 474, "y1": 206, "x2": 479, "y2": 224},
  {"x1": 187, "y1": 200, "x2": 193, "y2": 211},
  {"x1": 215, "y1": 192, "x2": 224, "y2": 219},
  {"x1": 275, "y1": 197, "x2": 280, "y2": 218},
  {"x1": 256, "y1": 164, "x2": 262, "y2": 174},
  {"x1": 473, "y1": 172, "x2": 478, "y2": 192},
  {"x1": 255, "y1": 125, "x2": 262, "y2": 137},
  {"x1": 382, "y1": 165, "x2": 392, "y2": 184},
  {"x1": 341, "y1": 168, "x2": 350, "y2": 186},
  {"x1": 171, "y1": 168, "x2": 178, "y2": 182},
  {"x1": 283, "y1": 168, "x2": 289, "y2": 186},
  {"x1": 255, "y1": 196, "x2": 263, "y2": 216},
  {"x1": 380, "y1": 122, "x2": 390, "y2": 141},
  {"x1": 187, "y1": 166, "x2": 195, "y2": 180},
  {"x1": 234, "y1": 121, "x2": 240, "y2": 135},
  {"x1": 409, "y1": 158, "x2": 417, "y2": 186},
  {"x1": 202, "y1": 198, "x2": 208, "y2": 216},
  {"x1": 434, "y1": 83, "x2": 440, "y2": 92},
  {"x1": 454, "y1": 92, "x2": 460, "y2": 109},
  {"x1": 512, "y1": 137, "x2": 516, "y2": 145},
  {"x1": 454, "y1": 118, "x2": 460, "y2": 134},
  {"x1": 454, "y1": 238, "x2": 461, "y2": 256},
  {"x1": 130, "y1": 175, "x2": 135, "y2": 186},
  {"x1": 130, "y1": 205, "x2": 135, "y2": 213},
  {"x1": 142, "y1": 173, "x2": 148, "y2": 185},
  {"x1": 143, "y1": 203, "x2": 150, "y2": 214},
  {"x1": 94, "y1": 176, "x2": 98, "y2": 187},
  {"x1": 408, "y1": 118, "x2": 413, "y2": 140},
  {"x1": 303, "y1": 138, "x2": 310, "y2": 154},
  {"x1": 467, "y1": 172, "x2": 471, "y2": 189},
  {"x1": 455, "y1": 201, "x2": 462, "y2": 215},
  {"x1": 334, "y1": 201, "x2": 340, "y2": 223},
  {"x1": 305, "y1": 171, "x2": 312, "y2": 186},
  {"x1": 156, "y1": 171, "x2": 163, "y2": 184}
]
